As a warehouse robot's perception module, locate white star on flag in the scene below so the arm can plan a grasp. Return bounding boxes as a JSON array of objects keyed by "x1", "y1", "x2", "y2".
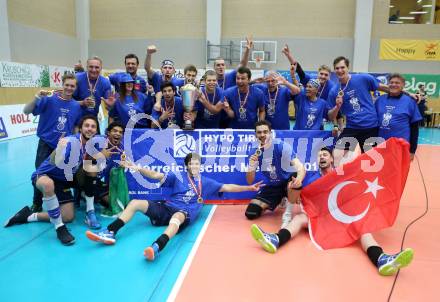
[{"x1": 364, "y1": 177, "x2": 384, "y2": 198}]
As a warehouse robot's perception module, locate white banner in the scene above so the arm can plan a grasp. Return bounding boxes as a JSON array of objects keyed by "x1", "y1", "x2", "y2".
[
  {"x1": 0, "y1": 105, "x2": 38, "y2": 141},
  {"x1": 49, "y1": 65, "x2": 74, "y2": 88},
  {"x1": 0, "y1": 61, "x2": 49, "y2": 87}
]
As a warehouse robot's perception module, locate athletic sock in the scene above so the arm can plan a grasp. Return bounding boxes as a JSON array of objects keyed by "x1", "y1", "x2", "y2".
[
  {"x1": 107, "y1": 218, "x2": 125, "y2": 235},
  {"x1": 44, "y1": 195, "x2": 63, "y2": 229},
  {"x1": 277, "y1": 228, "x2": 292, "y2": 247},
  {"x1": 27, "y1": 213, "x2": 38, "y2": 222},
  {"x1": 154, "y1": 234, "x2": 170, "y2": 251},
  {"x1": 367, "y1": 246, "x2": 384, "y2": 266},
  {"x1": 85, "y1": 195, "x2": 95, "y2": 212}
]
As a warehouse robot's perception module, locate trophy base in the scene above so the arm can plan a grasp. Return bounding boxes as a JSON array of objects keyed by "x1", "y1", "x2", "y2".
[{"x1": 183, "y1": 121, "x2": 194, "y2": 130}]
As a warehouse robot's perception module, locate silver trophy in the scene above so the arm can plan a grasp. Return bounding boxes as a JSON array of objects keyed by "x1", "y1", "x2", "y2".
[{"x1": 181, "y1": 84, "x2": 199, "y2": 130}]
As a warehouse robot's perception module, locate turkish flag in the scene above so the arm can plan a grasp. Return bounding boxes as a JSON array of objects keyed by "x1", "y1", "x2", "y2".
[{"x1": 301, "y1": 138, "x2": 411, "y2": 250}]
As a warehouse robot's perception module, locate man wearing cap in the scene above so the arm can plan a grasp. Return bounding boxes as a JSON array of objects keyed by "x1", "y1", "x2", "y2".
[
  {"x1": 109, "y1": 54, "x2": 147, "y2": 94},
  {"x1": 73, "y1": 56, "x2": 112, "y2": 118},
  {"x1": 143, "y1": 45, "x2": 182, "y2": 93},
  {"x1": 293, "y1": 79, "x2": 338, "y2": 130}
]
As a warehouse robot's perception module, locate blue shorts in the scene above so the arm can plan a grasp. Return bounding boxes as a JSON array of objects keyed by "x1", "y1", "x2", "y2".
[
  {"x1": 255, "y1": 172, "x2": 301, "y2": 211},
  {"x1": 145, "y1": 201, "x2": 190, "y2": 231}
]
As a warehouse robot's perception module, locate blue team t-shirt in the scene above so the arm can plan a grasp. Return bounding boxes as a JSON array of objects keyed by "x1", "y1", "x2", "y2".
[
  {"x1": 194, "y1": 87, "x2": 224, "y2": 129},
  {"x1": 109, "y1": 92, "x2": 152, "y2": 127},
  {"x1": 151, "y1": 97, "x2": 185, "y2": 129},
  {"x1": 300, "y1": 74, "x2": 336, "y2": 101},
  {"x1": 33, "y1": 94, "x2": 82, "y2": 148},
  {"x1": 149, "y1": 71, "x2": 184, "y2": 93},
  {"x1": 254, "y1": 84, "x2": 292, "y2": 130},
  {"x1": 328, "y1": 73, "x2": 379, "y2": 129},
  {"x1": 375, "y1": 93, "x2": 422, "y2": 143},
  {"x1": 99, "y1": 141, "x2": 124, "y2": 184},
  {"x1": 73, "y1": 72, "x2": 111, "y2": 117},
  {"x1": 217, "y1": 70, "x2": 237, "y2": 90},
  {"x1": 32, "y1": 134, "x2": 106, "y2": 182},
  {"x1": 249, "y1": 139, "x2": 297, "y2": 186},
  {"x1": 109, "y1": 72, "x2": 147, "y2": 94},
  {"x1": 161, "y1": 172, "x2": 223, "y2": 222},
  {"x1": 223, "y1": 85, "x2": 265, "y2": 129},
  {"x1": 293, "y1": 91, "x2": 330, "y2": 130}
]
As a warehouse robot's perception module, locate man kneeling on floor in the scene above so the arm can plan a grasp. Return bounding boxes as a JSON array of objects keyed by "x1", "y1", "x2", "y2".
[{"x1": 86, "y1": 152, "x2": 265, "y2": 261}]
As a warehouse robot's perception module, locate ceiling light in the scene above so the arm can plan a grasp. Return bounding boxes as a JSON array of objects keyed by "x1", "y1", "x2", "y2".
[
  {"x1": 399, "y1": 16, "x2": 416, "y2": 19},
  {"x1": 409, "y1": 11, "x2": 428, "y2": 14}
]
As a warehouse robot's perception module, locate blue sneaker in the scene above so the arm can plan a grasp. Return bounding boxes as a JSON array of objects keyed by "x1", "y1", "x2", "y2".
[
  {"x1": 377, "y1": 248, "x2": 414, "y2": 276},
  {"x1": 250, "y1": 224, "x2": 279, "y2": 254},
  {"x1": 85, "y1": 210, "x2": 101, "y2": 229},
  {"x1": 144, "y1": 243, "x2": 160, "y2": 261},
  {"x1": 86, "y1": 229, "x2": 115, "y2": 245}
]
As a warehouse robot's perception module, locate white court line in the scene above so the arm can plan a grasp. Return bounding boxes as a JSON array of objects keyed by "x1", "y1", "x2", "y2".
[{"x1": 166, "y1": 205, "x2": 217, "y2": 302}]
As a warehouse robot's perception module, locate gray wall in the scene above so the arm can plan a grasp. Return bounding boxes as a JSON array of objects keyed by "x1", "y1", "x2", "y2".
[
  {"x1": 8, "y1": 21, "x2": 80, "y2": 67},
  {"x1": 369, "y1": 39, "x2": 440, "y2": 74},
  {"x1": 89, "y1": 39, "x2": 206, "y2": 70}
]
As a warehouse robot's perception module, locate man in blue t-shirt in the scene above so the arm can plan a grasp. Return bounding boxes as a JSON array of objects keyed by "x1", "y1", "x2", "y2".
[
  {"x1": 375, "y1": 73, "x2": 422, "y2": 160},
  {"x1": 4, "y1": 116, "x2": 106, "y2": 245},
  {"x1": 253, "y1": 71, "x2": 299, "y2": 130},
  {"x1": 108, "y1": 53, "x2": 147, "y2": 94},
  {"x1": 328, "y1": 56, "x2": 389, "y2": 166},
  {"x1": 143, "y1": 45, "x2": 182, "y2": 93},
  {"x1": 244, "y1": 120, "x2": 306, "y2": 221},
  {"x1": 73, "y1": 56, "x2": 112, "y2": 118},
  {"x1": 23, "y1": 73, "x2": 82, "y2": 213},
  {"x1": 251, "y1": 145, "x2": 415, "y2": 276},
  {"x1": 293, "y1": 79, "x2": 338, "y2": 130},
  {"x1": 194, "y1": 70, "x2": 225, "y2": 129},
  {"x1": 86, "y1": 152, "x2": 264, "y2": 261},
  {"x1": 223, "y1": 67, "x2": 266, "y2": 129},
  {"x1": 151, "y1": 82, "x2": 187, "y2": 129}
]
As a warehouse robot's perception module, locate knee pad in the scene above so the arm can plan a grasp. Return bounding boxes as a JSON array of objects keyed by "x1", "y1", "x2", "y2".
[
  {"x1": 82, "y1": 175, "x2": 97, "y2": 197},
  {"x1": 245, "y1": 203, "x2": 263, "y2": 220},
  {"x1": 169, "y1": 217, "x2": 181, "y2": 227}
]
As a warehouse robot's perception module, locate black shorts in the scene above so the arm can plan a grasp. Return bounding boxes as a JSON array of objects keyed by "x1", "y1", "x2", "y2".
[
  {"x1": 255, "y1": 172, "x2": 300, "y2": 211},
  {"x1": 145, "y1": 201, "x2": 190, "y2": 231},
  {"x1": 335, "y1": 127, "x2": 379, "y2": 153},
  {"x1": 32, "y1": 176, "x2": 76, "y2": 205},
  {"x1": 94, "y1": 179, "x2": 109, "y2": 200}
]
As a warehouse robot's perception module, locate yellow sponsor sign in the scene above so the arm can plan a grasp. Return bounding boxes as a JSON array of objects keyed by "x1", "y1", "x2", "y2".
[{"x1": 379, "y1": 39, "x2": 440, "y2": 61}]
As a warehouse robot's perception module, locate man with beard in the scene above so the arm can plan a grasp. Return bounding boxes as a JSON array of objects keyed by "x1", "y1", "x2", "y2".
[
  {"x1": 151, "y1": 82, "x2": 187, "y2": 129},
  {"x1": 4, "y1": 116, "x2": 105, "y2": 245},
  {"x1": 251, "y1": 147, "x2": 414, "y2": 276},
  {"x1": 244, "y1": 120, "x2": 306, "y2": 220}
]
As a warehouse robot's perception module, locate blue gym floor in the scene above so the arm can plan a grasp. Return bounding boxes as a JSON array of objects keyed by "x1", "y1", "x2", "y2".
[
  {"x1": 0, "y1": 127, "x2": 439, "y2": 302},
  {"x1": 0, "y1": 134, "x2": 213, "y2": 302}
]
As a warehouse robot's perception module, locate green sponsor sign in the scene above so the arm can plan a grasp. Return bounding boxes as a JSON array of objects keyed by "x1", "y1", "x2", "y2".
[
  {"x1": 0, "y1": 61, "x2": 49, "y2": 88},
  {"x1": 403, "y1": 74, "x2": 440, "y2": 98}
]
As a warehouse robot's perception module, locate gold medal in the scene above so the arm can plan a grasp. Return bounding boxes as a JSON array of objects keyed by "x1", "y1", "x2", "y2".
[
  {"x1": 338, "y1": 90, "x2": 344, "y2": 97},
  {"x1": 239, "y1": 107, "x2": 246, "y2": 114},
  {"x1": 197, "y1": 197, "x2": 203, "y2": 203},
  {"x1": 255, "y1": 148, "x2": 262, "y2": 156},
  {"x1": 121, "y1": 152, "x2": 126, "y2": 161}
]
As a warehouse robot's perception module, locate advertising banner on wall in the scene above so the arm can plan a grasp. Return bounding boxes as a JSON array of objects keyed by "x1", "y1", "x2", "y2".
[
  {"x1": 0, "y1": 61, "x2": 50, "y2": 87},
  {"x1": 49, "y1": 65, "x2": 74, "y2": 88},
  {"x1": 379, "y1": 39, "x2": 440, "y2": 61},
  {"x1": 0, "y1": 104, "x2": 38, "y2": 141}
]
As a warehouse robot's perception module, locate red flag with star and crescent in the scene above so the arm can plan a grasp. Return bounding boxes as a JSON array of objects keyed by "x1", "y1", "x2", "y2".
[{"x1": 301, "y1": 138, "x2": 411, "y2": 250}]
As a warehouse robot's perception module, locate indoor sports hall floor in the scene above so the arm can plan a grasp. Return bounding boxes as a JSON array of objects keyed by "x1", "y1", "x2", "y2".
[{"x1": 0, "y1": 127, "x2": 439, "y2": 302}]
